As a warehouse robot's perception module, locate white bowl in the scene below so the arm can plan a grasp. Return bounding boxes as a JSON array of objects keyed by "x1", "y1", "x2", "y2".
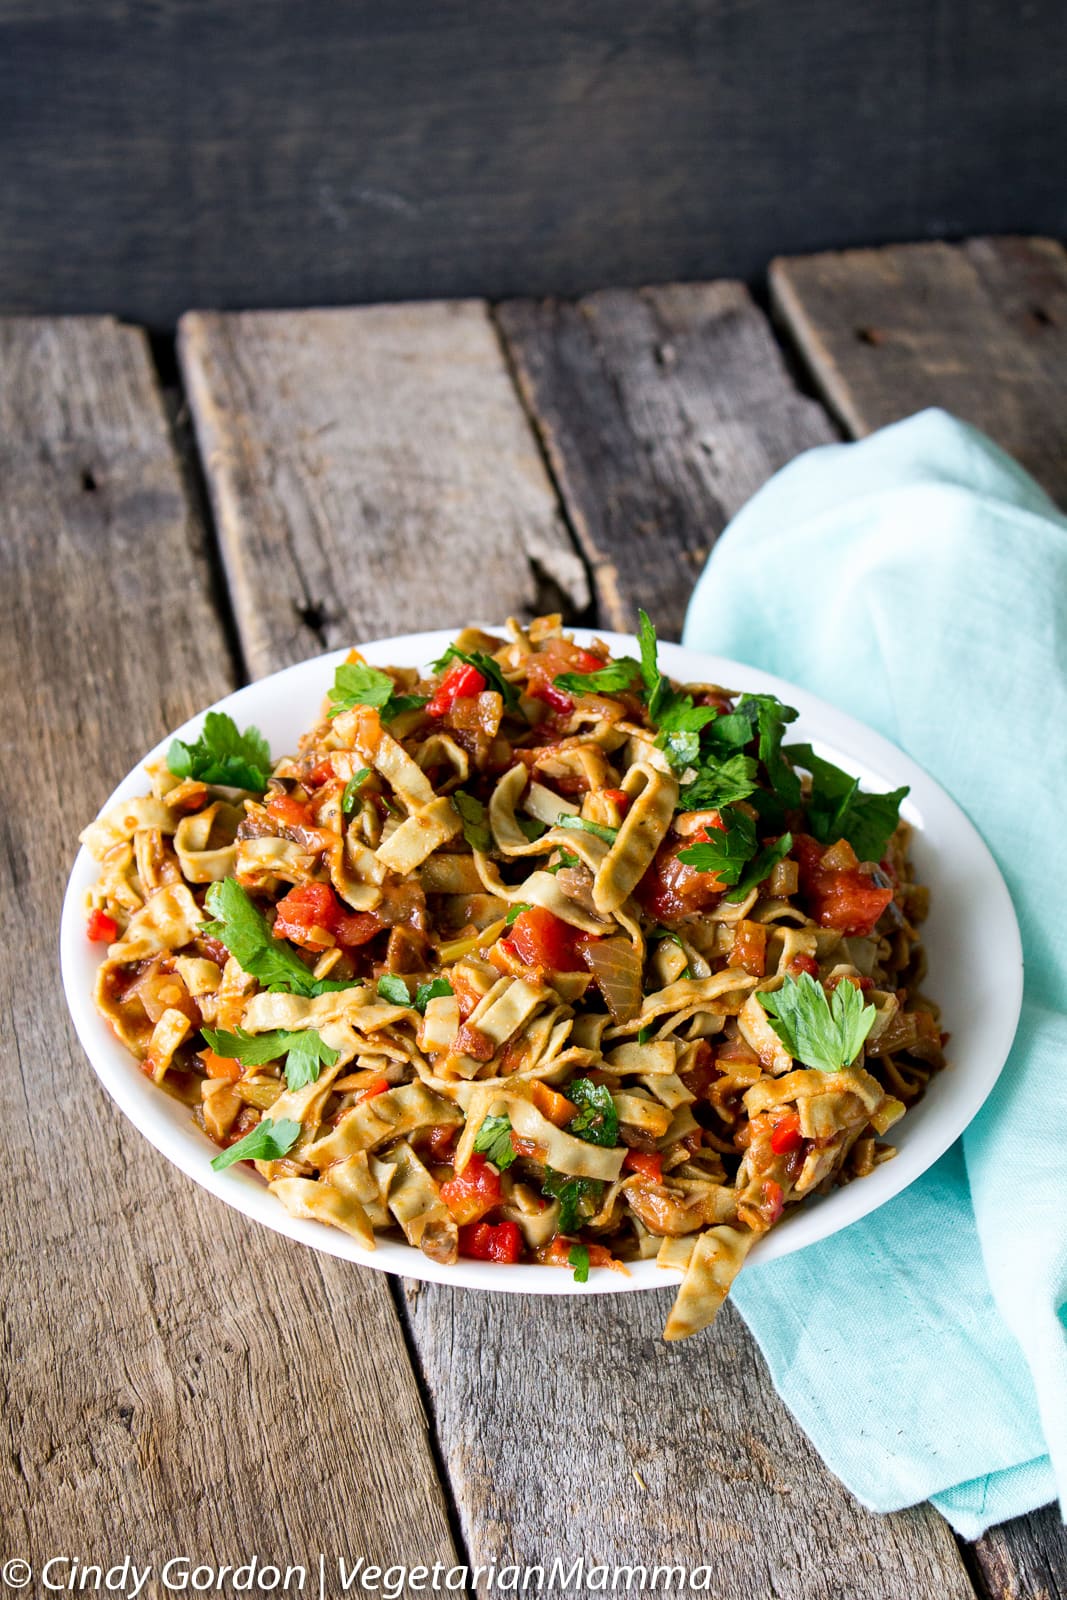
[{"x1": 60, "y1": 629, "x2": 1023, "y2": 1297}]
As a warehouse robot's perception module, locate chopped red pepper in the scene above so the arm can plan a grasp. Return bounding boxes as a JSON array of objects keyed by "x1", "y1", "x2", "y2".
[
  {"x1": 787, "y1": 952, "x2": 821, "y2": 979},
  {"x1": 352, "y1": 1075, "x2": 390, "y2": 1103},
  {"x1": 441, "y1": 1152, "x2": 503, "y2": 1225},
  {"x1": 427, "y1": 661, "x2": 486, "y2": 718},
  {"x1": 623, "y1": 1149, "x2": 664, "y2": 1182},
  {"x1": 528, "y1": 679, "x2": 574, "y2": 715},
  {"x1": 769, "y1": 1112, "x2": 803, "y2": 1155},
  {"x1": 458, "y1": 1218, "x2": 523, "y2": 1264},
  {"x1": 307, "y1": 759, "x2": 335, "y2": 788},
  {"x1": 762, "y1": 1178, "x2": 785, "y2": 1223},
  {"x1": 601, "y1": 788, "x2": 631, "y2": 814},
  {"x1": 86, "y1": 908, "x2": 118, "y2": 943}
]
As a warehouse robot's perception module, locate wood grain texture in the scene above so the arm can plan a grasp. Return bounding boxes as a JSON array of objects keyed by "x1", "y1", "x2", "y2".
[
  {"x1": 178, "y1": 303, "x2": 589, "y2": 677},
  {"x1": 968, "y1": 1504, "x2": 1067, "y2": 1600},
  {"x1": 0, "y1": 318, "x2": 457, "y2": 1578},
  {"x1": 770, "y1": 237, "x2": 1067, "y2": 504},
  {"x1": 3, "y1": 0, "x2": 1067, "y2": 326},
  {"x1": 497, "y1": 283, "x2": 837, "y2": 640}
]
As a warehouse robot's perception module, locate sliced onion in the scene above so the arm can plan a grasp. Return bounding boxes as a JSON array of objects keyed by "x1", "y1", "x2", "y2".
[{"x1": 581, "y1": 934, "x2": 643, "y2": 1023}]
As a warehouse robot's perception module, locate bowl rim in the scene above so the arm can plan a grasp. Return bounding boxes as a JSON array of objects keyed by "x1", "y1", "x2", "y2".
[{"x1": 59, "y1": 627, "x2": 1024, "y2": 1297}]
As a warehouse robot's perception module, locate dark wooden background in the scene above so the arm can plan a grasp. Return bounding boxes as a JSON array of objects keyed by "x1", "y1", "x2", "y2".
[{"x1": 3, "y1": 0, "x2": 1066, "y2": 328}]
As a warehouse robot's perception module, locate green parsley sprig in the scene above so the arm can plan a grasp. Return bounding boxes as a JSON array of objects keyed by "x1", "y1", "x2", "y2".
[
  {"x1": 541, "y1": 1170, "x2": 604, "y2": 1233},
  {"x1": 758, "y1": 972, "x2": 877, "y2": 1073},
  {"x1": 202, "y1": 1026, "x2": 339, "y2": 1091},
  {"x1": 556, "y1": 814, "x2": 618, "y2": 845},
  {"x1": 786, "y1": 743, "x2": 908, "y2": 862},
  {"x1": 210, "y1": 1115, "x2": 301, "y2": 1172},
  {"x1": 567, "y1": 1079, "x2": 619, "y2": 1147},
  {"x1": 168, "y1": 712, "x2": 272, "y2": 793},
  {"x1": 473, "y1": 1114, "x2": 517, "y2": 1170},
  {"x1": 202, "y1": 879, "x2": 358, "y2": 999},
  {"x1": 327, "y1": 661, "x2": 427, "y2": 722}
]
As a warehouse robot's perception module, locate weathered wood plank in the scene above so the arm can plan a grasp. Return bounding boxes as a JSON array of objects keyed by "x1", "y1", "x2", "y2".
[
  {"x1": 497, "y1": 283, "x2": 837, "y2": 640},
  {"x1": 178, "y1": 302, "x2": 589, "y2": 677},
  {"x1": 772, "y1": 236, "x2": 1067, "y2": 1588},
  {"x1": 0, "y1": 317, "x2": 457, "y2": 1577},
  {"x1": 770, "y1": 237, "x2": 1067, "y2": 504},
  {"x1": 182, "y1": 290, "x2": 978, "y2": 1598},
  {"x1": 968, "y1": 1504, "x2": 1067, "y2": 1600}
]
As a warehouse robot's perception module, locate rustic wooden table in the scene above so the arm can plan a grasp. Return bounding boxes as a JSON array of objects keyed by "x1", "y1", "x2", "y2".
[{"x1": 5, "y1": 236, "x2": 1066, "y2": 1600}]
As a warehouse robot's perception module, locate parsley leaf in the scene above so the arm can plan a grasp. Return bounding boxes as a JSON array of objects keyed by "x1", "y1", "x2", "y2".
[
  {"x1": 737, "y1": 694, "x2": 801, "y2": 807},
  {"x1": 541, "y1": 1170, "x2": 604, "y2": 1233},
  {"x1": 568, "y1": 1242, "x2": 591, "y2": 1283},
  {"x1": 567, "y1": 1078, "x2": 619, "y2": 1147},
  {"x1": 431, "y1": 646, "x2": 519, "y2": 710},
  {"x1": 556, "y1": 814, "x2": 618, "y2": 845},
  {"x1": 506, "y1": 903, "x2": 531, "y2": 925},
  {"x1": 637, "y1": 610, "x2": 669, "y2": 722},
  {"x1": 201, "y1": 1025, "x2": 339, "y2": 1091},
  {"x1": 637, "y1": 1025, "x2": 654, "y2": 1045},
  {"x1": 544, "y1": 848, "x2": 581, "y2": 875},
  {"x1": 414, "y1": 977, "x2": 453, "y2": 1014},
  {"x1": 341, "y1": 767, "x2": 372, "y2": 815},
  {"x1": 202, "y1": 879, "x2": 358, "y2": 998},
  {"x1": 473, "y1": 1114, "x2": 517, "y2": 1170},
  {"x1": 677, "y1": 809, "x2": 757, "y2": 886},
  {"x1": 785, "y1": 743, "x2": 909, "y2": 862},
  {"x1": 758, "y1": 972, "x2": 877, "y2": 1073},
  {"x1": 210, "y1": 1115, "x2": 301, "y2": 1172},
  {"x1": 328, "y1": 662, "x2": 427, "y2": 723},
  {"x1": 517, "y1": 816, "x2": 548, "y2": 841},
  {"x1": 377, "y1": 974, "x2": 412, "y2": 1006},
  {"x1": 676, "y1": 812, "x2": 792, "y2": 903},
  {"x1": 167, "y1": 711, "x2": 272, "y2": 793},
  {"x1": 678, "y1": 752, "x2": 759, "y2": 810},
  {"x1": 554, "y1": 659, "x2": 641, "y2": 695},
  {"x1": 452, "y1": 790, "x2": 493, "y2": 852},
  {"x1": 655, "y1": 697, "x2": 721, "y2": 773}
]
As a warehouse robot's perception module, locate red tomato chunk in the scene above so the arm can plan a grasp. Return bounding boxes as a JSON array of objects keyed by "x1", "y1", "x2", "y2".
[
  {"x1": 793, "y1": 834, "x2": 893, "y2": 937},
  {"x1": 458, "y1": 1219, "x2": 523, "y2": 1264},
  {"x1": 273, "y1": 882, "x2": 381, "y2": 950},
  {"x1": 507, "y1": 905, "x2": 585, "y2": 972},
  {"x1": 427, "y1": 662, "x2": 486, "y2": 718},
  {"x1": 440, "y1": 1153, "x2": 503, "y2": 1225},
  {"x1": 86, "y1": 908, "x2": 118, "y2": 943}
]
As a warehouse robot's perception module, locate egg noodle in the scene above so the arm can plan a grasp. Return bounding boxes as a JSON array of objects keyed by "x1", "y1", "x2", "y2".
[{"x1": 80, "y1": 616, "x2": 944, "y2": 1338}]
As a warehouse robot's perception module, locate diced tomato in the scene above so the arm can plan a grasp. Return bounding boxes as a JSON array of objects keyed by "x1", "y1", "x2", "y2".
[
  {"x1": 353, "y1": 1075, "x2": 390, "y2": 1103},
  {"x1": 525, "y1": 638, "x2": 612, "y2": 715},
  {"x1": 307, "y1": 759, "x2": 335, "y2": 787},
  {"x1": 427, "y1": 662, "x2": 487, "y2": 718},
  {"x1": 441, "y1": 1152, "x2": 503, "y2": 1225},
  {"x1": 601, "y1": 788, "x2": 631, "y2": 814},
  {"x1": 425, "y1": 1123, "x2": 458, "y2": 1162},
  {"x1": 507, "y1": 905, "x2": 585, "y2": 972},
  {"x1": 266, "y1": 792, "x2": 314, "y2": 830},
  {"x1": 787, "y1": 952, "x2": 821, "y2": 979},
  {"x1": 762, "y1": 1178, "x2": 785, "y2": 1223},
  {"x1": 539, "y1": 1235, "x2": 615, "y2": 1270},
  {"x1": 793, "y1": 834, "x2": 893, "y2": 937},
  {"x1": 86, "y1": 908, "x2": 118, "y2": 943},
  {"x1": 528, "y1": 680, "x2": 575, "y2": 715},
  {"x1": 769, "y1": 1112, "x2": 803, "y2": 1155},
  {"x1": 730, "y1": 919, "x2": 768, "y2": 977},
  {"x1": 200, "y1": 1048, "x2": 242, "y2": 1083},
  {"x1": 458, "y1": 1219, "x2": 523, "y2": 1265},
  {"x1": 272, "y1": 881, "x2": 340, "y2": 947},
  {"x1": 332, "y1": 910, "x2": 383, "y2": 948},
  {"x1": 623, "y1": 1149, "x2": 663, "y2": 1181},
  {"x1": 635, "y1": 816, "x2": 727, "y2": 922}
]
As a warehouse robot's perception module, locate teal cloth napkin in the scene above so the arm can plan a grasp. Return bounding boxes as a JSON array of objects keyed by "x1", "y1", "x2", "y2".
[{"x1": 682, "y1": 409, "x2": 1067, "y2": 1538}]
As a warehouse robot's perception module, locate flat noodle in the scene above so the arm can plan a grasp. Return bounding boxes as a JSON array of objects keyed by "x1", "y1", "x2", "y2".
[{"x1": 80, "y1": 614, "x2": 943, "y2": 1340}]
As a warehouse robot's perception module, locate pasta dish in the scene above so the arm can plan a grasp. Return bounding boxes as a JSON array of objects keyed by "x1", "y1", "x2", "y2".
[{"x1": 79, "y1": 616, "x2": 944, "y2": 1338}]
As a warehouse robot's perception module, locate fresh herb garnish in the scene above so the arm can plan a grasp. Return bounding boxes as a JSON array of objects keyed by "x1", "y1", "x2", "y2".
[
  {"x1": 210, "y1": 1115, "x2": 301, "y2": 1172},
  {"x1": 677, "y1": 812, "x2": 793, "y2": 903},
  {"x1": 201, "y1": 879, "x2": 358, "y2": 998},
  {"x1": 431, "y1": 646, "x2": 519, "y2": 710},
  {"x1": 414, "y1": 977, "x2": 453, "y2": 1014},
  {"x1": 327, "y1": 661, "x2": 427, "y2": 723},
  {"x1": 637, "y1": 1025, "x2": 654, "y2": 1045},
  {"x1": 554, "y1": 659, "x2": 642, "y2": 696},
  {"x1": 654, "y1": 696, "x2": 720, "y2": 772},
  {"x1": 167, "y1": 711, "x2": 272, "y2": 794},
  {"x1": 506, "y1": 903, "x2": 532, "y2": 925},
  {"x1": 452, "y1": 790, "x2": 493, "y2": 852},
  {"x1": 541, "y1": 1169, "x2": 604, "y2": 1233},
  {"x1": 341, "y1": 767, "x2": 372, "y2": 815},
  {"x1": 785, "y1": 743, "x2": 909, "y2": 863},
  {"x1": 568, "y1": 1242, "x2": 591, "y2": 1283},
  {"x1": 678, "y1": 752, "x2": 759, "y2": 810},
  {"x1": 758, "y1": 972, "x2": 877, "y2": 1073},
  {"x1": 544, "y1": 849, "x2": 581, "y2": 875},
  {"x1": 473, "y1": 1114, "x2": 517, "y2": 1170},
  {"x1": 556, "y1": 814, "x2": 618, "y2": 845},
  {"x1": 567, "y1": 1078, "x2": 619, "y2": 1147},
  {"x1": 202, "y1": 1026, "x2": 339, "y2": 1091},
  {"x1": 377, "y1": 974, "x2": 413, "y2": 1007},
  {"x1": 740, "y1": 695, "x2": 801, "y2": 807},
  {"x1": 517, "y1": 816, "x2": 548, "y2": 841}
]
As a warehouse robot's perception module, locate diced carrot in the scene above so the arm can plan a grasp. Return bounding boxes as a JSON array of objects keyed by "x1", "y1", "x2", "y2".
[{"x1": 530, "y1": 1079, "x2": 578, "y2": 1127}]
